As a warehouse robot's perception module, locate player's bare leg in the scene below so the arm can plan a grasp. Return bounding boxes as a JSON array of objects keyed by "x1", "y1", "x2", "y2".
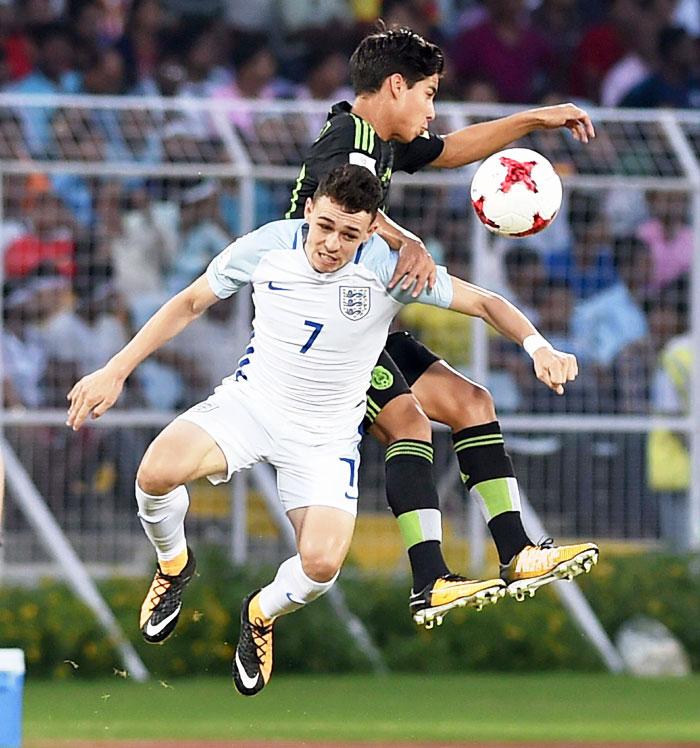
[
  {"x1": 233, "y1": 506, "x2": 354, "y2": 696},
  {"x1": 412, "y1": 359, "x2": 598, "y2": 598},
  {"x1": 135, "y1": 420, "x2": 226, "y2": 642},
  {"x1": 371, "y1": 391, "x2": 504, "y2": 628}
]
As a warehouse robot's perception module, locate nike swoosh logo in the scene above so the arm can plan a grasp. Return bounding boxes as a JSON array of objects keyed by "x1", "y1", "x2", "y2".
[
  {"x1": 235, "y1": 649, "x2": 260, "y2": 689},
  {"x1": 144, "y1": 603, "x2": 181, "y2": 637},
  {"x1": 268, "y1": 282, "x2": 291, "y2": 291},
  {"x1": 286, "y1": 592, "x2": 305, "y2": 605},
  {"x1": 344, "y1": 493, "x2": 358, "y2": 500}
]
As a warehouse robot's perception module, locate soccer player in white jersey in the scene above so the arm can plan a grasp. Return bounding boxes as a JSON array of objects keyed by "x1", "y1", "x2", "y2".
[{"x1": 66, "y1": 165, "x2": 593, "y2": 696}]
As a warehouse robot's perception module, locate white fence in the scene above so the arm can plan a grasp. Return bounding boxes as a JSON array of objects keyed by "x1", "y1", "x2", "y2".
[{"x1": 0, "y1": 95, "x2": 699, "y2": 579}]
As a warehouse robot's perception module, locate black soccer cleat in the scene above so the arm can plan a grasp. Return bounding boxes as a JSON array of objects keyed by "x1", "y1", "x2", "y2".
[
  {"x1": 139, "y1": 547, "x2": 196, "y2": 643},
  {"x1": 232, "y1": 589, "x2": 275, "y2": 697}
]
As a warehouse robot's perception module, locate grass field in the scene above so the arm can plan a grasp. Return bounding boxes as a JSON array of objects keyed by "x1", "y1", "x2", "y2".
[{"x1": 22, "y1": 673, "x2": 700, "y2": 744}]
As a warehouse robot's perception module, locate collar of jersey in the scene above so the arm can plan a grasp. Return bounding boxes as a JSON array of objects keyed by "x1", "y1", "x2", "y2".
[{"x1": 329, "y1": 100, "x2": 352, "y2": 118}]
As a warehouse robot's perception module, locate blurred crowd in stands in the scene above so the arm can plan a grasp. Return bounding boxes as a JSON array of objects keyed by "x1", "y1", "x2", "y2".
[{"x1": 0, "y1": 0, "x2": 698, "y2": 107}]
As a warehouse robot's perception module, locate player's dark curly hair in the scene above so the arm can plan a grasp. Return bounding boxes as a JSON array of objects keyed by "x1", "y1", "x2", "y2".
[
  {"x1": 314, "y1": 164, "x2": 383, "y2": 217},
  {"x1": 350, "y1": 23, "x2": 444, "y2": 94}
]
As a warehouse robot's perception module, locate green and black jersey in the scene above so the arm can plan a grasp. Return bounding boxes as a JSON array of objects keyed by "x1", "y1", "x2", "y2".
[{"x1": 286, "y1": 101, "x2": 445, "y2": 219}]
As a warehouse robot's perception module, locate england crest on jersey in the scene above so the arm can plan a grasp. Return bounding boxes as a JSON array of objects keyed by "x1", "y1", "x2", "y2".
[{"x1": 339, "y1": 286, "x2": 371, "y2": 320}]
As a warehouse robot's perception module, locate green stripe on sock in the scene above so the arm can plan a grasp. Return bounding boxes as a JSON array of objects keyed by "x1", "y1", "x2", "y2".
[
  {"x1": 454, "y1": 435, "x2": 505, "y2": 452},
  {"x1": 386, "y1": 443, "x2": 434, "y2": 462},
  {"x1": 397, "y1": 508, "x2": 441, "y2": 548},
  {"x1": 471, "y1": 477, "x2": 521, "y2": 521},
  {"x1": 386, "y1": 449, "x2": 434, "y2": 463}
]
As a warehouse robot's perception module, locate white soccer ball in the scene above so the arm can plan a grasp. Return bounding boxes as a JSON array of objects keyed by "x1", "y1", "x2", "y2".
[{"x1": 470, "y1": 147, "x2": 563, "y2": 237}]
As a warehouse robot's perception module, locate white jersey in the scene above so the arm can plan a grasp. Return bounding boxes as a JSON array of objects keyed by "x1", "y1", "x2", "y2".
[{"x1": 206, "y1": 219, "x2": 453, "y2": 440}]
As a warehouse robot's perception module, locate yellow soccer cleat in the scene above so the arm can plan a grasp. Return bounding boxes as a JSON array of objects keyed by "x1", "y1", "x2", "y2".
[
  {"x1": 501, "y1": 539, "x2": 599, "y2": 601},
  {"x1": 410, "y1": 574, "x2": 506, "y2": 629},
  {"x1": 232, "y1": 590, "x2": 275, "y2": 696}
]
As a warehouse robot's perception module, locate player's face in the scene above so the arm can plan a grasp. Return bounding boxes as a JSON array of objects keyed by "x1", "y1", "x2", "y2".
[
  {"x1": 392, "y1": 74, "x2": 438, "y2": 142},
  {"x1": 303, "y1": 196, "x2": 377, "y2": 273}
]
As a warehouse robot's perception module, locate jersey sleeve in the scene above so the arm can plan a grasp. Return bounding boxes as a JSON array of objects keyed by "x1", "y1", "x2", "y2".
[
  {"x1": 206, "y1": 220, "x2": 297, "y2": 298},
  {"x1": 361, "y1": 234, "x2": 453, "y2": 308},
  {"x1": 392, "y1": 130, "x2": 444, "y2": 174}
]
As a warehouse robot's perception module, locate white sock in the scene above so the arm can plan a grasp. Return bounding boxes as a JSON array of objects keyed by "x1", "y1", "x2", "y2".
[
  {"x1": 135, "y1": 482, "x2": 189, "y2": 562},
  {"x1": 258, "y1": 554, "x2": 338, "y2": 619}
]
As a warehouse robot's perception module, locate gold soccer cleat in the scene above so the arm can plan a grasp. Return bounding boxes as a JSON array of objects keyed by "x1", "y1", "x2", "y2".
[
  {"x1": 410, "y1": 574, "x2": 506, "y2": 629},
  {"x1": 501, "y1": 539, "x2": 599, "y2": 601}
]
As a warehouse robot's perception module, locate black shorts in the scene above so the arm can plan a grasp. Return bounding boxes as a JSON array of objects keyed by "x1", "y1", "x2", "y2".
[{"x1": 362, "y1": 332, "x2": 440, "y2": 430}]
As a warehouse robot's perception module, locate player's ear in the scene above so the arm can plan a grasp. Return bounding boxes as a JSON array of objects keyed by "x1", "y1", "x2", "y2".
[
  {"x1": 366, "y1": 215, "x2": 379, "y2": 238},
  {"x1": 386, "y1": 73, "x2": 405, "y2": 99},
  {"x1": 303, "y1": 197, "x2": 314, "y2": 220}
]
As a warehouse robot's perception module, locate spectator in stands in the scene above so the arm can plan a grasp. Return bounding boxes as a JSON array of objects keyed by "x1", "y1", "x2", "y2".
[
  {"x1": 0, "y1": 1, "x2": 32, "y2": 83},
  {"x1": 569, "y1": 0, "x2": 637, "y2": 101},
  {"x1": 531, "y1": 0, "x2": 582, "y2": 95},
  {"x1": 571, "y1": 236, "x2": 650, "y2": 369},
  {"x1": 450, "y1": 0, "x2": 556, "y2": 103},
  {"x1": 116, "y1": 0, "x2": 171, "y2": 88},
  {"x1": 599, "y1": 0, "x2": 676, "y2": 106},
  {"x1": 42, "y1": 272, "x2": 130, "y2": 383},
  {"x1": 647, "y1": 327, "x2": 692, "y2": 501},
  {"x1": 1, "y1": 279, "x2": 49, "y2": 408},
  {"x1": 213, "y1": 31, "x2": 284, "y2": 138},
  {"x1": 545, "y1": 192, "x2": 617, "y2": 300},
  {"x1": 7, "y1": 22, "x2": 81, "y2": 155},
  {"x1": 515, "y1": 279, "x2": 600, "y2": 412},
  {"x1": 502, "y1": 244, "x2": 548, "y2": 324},
  {"x1": 614, "y1": 295, "x2": 684, "y2": 413},
  {"x1": 4, "y1": 177, "x2": 77, "y2": 280},
  {"x1": 637, "y1": 190, "x2": 693, "y2": 290},
  {"x1": 294, "y1": 43, "x2": 353, "y2": 140},
  {"x1": 108, "y1": 185, "x2": 176, "y2": 317},
  {"x1": 165, "y1": 179, "x2": 229, "y2": 295},
  {"x1": 162, "y1": 294, "x2": 239, "y2": 403},
  {"x1": 621, "y1": 25, "x2": 700, "y2": 107}
]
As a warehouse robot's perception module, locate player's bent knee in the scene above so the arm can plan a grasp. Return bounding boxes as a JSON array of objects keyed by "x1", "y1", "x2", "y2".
[
  {"x1": 299, "y1": 550, "x2": 343, "y2": 583},
  {"x1": 136, "y1": 450, "x2": 182, "y2": 496},
  {"x1": 375, "y1": 395, "x2": 431, "y2": 443},
  {"x1": 442, "y1": 380, "x2": 496, "y2": 429}
]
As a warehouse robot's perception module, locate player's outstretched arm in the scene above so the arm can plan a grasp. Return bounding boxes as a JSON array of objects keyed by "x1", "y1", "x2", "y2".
[
  {"x1": 66, "y1": 276, "x2": 219, "y2": 430},
  {"x1": 431, "y1": 103, "x2": 595, "y2": 169},
  {"x1": 447, "y1": 276, "x2": 578, "y2": 395}
]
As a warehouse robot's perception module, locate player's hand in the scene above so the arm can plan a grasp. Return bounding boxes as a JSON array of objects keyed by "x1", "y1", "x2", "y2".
[
  {"x1": 66, "y1": 366, "x2": 125, "y2": 431},
  {"x1": 388, "y1": 237, "x2": 437, "y2": 298},
  {"x1": 532, "y1": 348, "x2": 578, "y2": 395},
  {"x1": 532, "y1": 103, "x2": 595, "y2": 143}
]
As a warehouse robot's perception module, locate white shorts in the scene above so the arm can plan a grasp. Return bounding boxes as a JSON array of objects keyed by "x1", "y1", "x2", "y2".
[{"x1": 177, "y1": 384, "x2": 361, "y2": 517}]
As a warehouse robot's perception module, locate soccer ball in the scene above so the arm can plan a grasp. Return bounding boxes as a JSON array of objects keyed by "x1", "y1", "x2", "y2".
[{"x1": 470, "y1": 148, "x2": 562, "y2": 237}]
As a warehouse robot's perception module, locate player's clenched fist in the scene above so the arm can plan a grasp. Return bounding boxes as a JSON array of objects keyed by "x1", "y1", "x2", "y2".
[
  {"x1": 66, "y1": 365, "x2": 125, "y2": 431},
  {"x1": 532, "y1": 348, "x2": 578, "y2": 395}
]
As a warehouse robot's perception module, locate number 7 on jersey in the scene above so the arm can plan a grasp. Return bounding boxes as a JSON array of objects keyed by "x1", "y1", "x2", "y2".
[{"x1": 300, "y1": 320, "x2": 324, "y2": 353}]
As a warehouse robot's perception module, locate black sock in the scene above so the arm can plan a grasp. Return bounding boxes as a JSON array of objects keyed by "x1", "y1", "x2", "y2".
[
  {"x1": 453, "y1": 421, "x2": 532, "y2": 564},
  {"x1": 385, "y1": 439, "x2": 450, "y2": 590},
  {"x1": 488, "y1": 512, "x2": 533, "y2": 565}
]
